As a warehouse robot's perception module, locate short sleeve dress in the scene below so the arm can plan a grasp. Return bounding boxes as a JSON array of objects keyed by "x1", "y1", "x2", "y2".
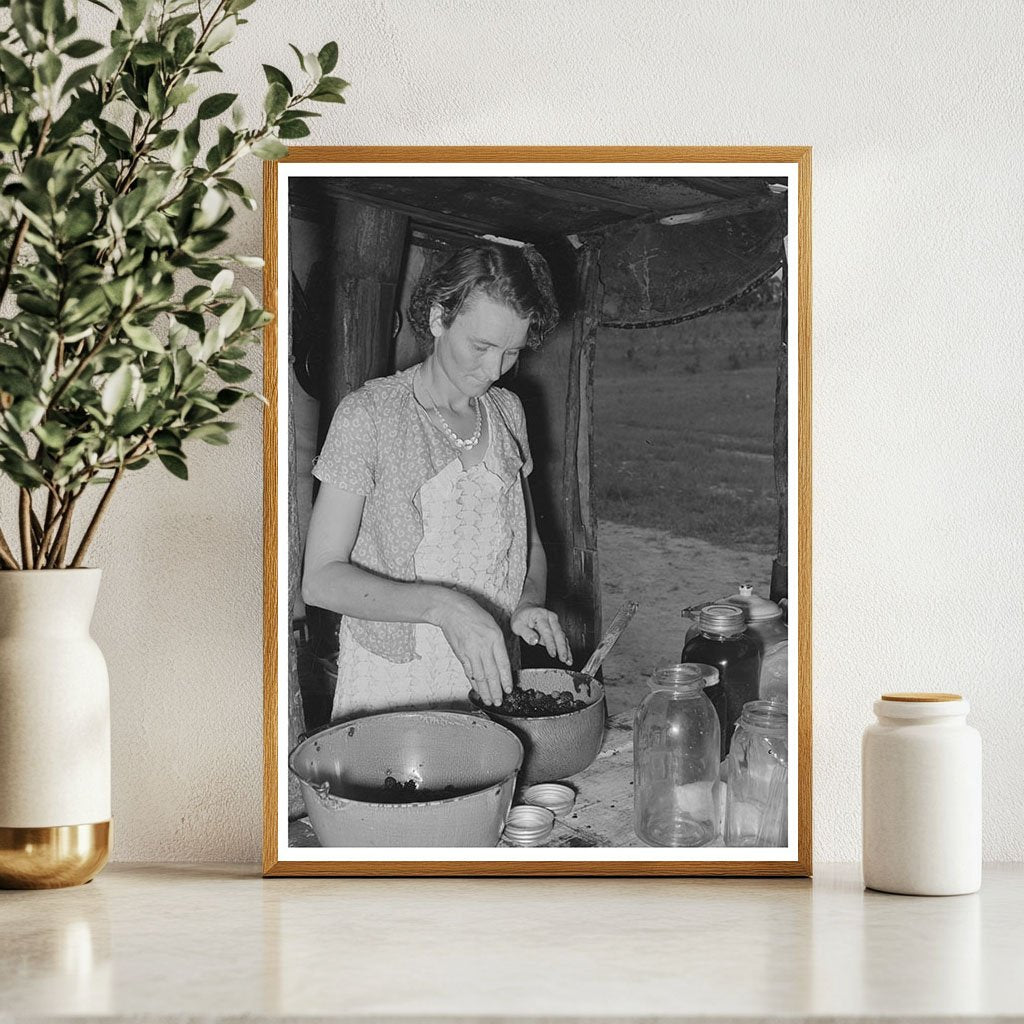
[{"x1": 311, "y1": 367, "x2": 533, "y2": 723}]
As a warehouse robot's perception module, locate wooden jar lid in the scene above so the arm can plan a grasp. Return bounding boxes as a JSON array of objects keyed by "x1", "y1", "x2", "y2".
[{"x1": 881, "y1": 692, "x2": 962, "y2": 702}]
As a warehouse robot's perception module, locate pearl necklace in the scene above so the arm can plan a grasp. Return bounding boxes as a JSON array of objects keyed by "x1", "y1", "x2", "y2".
[{"x1": 415, "y1": 365, "x2": 482, "y2": 451}]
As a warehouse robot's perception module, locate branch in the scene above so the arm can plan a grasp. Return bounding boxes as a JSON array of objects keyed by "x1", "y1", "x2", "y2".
[
  {"x1": 0, "y1": 527, "x2": 20, "y2": 571},
  {"x1": 18, "y1": 489, "x2": 34, "y2": 569},
  {"x1": 70, "y1": 465, "x2": 124, "y2": 568},
  {"x1": 0, "y1": 113, "x2": 53, "y2": 309},
  {"x1": 45, "y1": 491, "x2": 79, "y2": 569},
  {"x1": 36, "y1": 487, "x2": 67, "y2": 566}
]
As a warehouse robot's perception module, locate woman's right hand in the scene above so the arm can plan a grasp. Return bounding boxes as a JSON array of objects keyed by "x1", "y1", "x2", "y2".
[{"x1": 429, "y1": 588, "x2": 512, "y2": 706}]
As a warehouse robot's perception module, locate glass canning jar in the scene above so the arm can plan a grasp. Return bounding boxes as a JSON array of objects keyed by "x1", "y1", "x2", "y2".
[
  {"x1": 633, "y1": 664, "x2": 721, "y2": 847},
  {"x1": 724, "y1": 700, "x2": 788, "y2": 847},
  {"x1": 681, "y1": 604, "x2": 760, "y2": 758}
]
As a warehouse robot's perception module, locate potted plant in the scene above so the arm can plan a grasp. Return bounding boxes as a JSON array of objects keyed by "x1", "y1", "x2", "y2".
[{"x1": 0, "y1": 0, "x2": 344, "y2": 887}]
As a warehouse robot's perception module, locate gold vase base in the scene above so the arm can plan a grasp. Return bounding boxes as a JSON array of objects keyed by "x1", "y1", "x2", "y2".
[{"x1": 0, "y1": 821, "x2": 110, "y2": 889}]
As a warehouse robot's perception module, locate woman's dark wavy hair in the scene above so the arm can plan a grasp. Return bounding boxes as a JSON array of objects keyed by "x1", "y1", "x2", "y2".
[{"x1": 408, "y1": 243, "x2": 559, "y2": 353}]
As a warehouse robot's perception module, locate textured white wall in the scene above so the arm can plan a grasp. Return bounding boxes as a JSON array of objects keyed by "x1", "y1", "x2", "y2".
[{"x1": 74, "y1": 1, "x2": 1024, "y2": 862}]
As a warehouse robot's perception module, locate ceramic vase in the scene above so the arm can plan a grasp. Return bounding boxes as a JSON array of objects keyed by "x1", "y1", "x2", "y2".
[{"x1": 0, "y1": 569, "x2": 111, "y2": 888}]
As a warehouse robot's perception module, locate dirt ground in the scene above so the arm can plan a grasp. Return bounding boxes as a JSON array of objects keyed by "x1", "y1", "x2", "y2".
[{"x1": 595, "y1": 519, "x2": 774, "y2": 718}]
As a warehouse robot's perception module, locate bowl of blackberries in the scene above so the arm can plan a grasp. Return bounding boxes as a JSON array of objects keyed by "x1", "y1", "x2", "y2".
[{"x1": 469, "y1": 668, "x2": 607, "y2": 785}]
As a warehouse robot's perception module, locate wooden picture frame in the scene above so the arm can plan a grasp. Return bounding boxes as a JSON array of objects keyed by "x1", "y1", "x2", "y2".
[{"x1": 263, "y1": 147, "x2": 812, "y2": 877}]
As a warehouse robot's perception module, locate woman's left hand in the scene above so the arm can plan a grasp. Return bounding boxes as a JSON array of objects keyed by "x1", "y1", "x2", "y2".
[{"x1": 511, "y1": 605, "x2": 572, "y2": 666}]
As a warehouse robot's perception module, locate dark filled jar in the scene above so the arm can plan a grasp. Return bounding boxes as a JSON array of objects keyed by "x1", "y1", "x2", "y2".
[{"x1": 681, "y1": 604, "x2": 760, "y2": 759}]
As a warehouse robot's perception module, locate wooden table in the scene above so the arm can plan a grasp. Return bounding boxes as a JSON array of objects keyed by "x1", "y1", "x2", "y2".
[{"x1": 289, "y1": 710, "x2": 728, "y2": 849}]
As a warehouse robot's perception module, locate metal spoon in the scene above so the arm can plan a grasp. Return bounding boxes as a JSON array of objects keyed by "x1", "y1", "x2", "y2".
[{"x1": 580, "y1": 599, "x2": 639, "y2": 678}]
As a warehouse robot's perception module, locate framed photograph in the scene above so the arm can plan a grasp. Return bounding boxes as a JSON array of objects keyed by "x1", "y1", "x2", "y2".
[{"x1": 263, "y1": 147, "x2": 811, "y2": 877}]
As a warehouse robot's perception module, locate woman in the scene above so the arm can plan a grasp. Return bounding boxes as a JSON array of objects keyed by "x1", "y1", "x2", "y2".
[{"x1": 302, "y1": 243, "x2": 572, "y2": 722}]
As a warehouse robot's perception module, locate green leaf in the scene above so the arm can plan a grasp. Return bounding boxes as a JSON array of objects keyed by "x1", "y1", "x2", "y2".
[
  {"x1": 318, "y1": 41, "x2": 339, "y2": 75},
  {"x1": 150, "y1": 128, "x2": 177, "y2": 149},
  {"x1": 146, "y1": 74, "x2": 166, "y2": 117},
  {"x1": 166, "y1": 82, "x2": 199, "y2": 107},
  {"x1": 158, "y1": 452, "x2": 188, "y2": 479},
  {"x1": 168, "y1": 24, "x2": 192, "y2": 62},
  {"x1": 0, "y1": 346, "x2": 30, "y2": 371},
  {"x1": 226, "y1": 0, "x2": 257, "y2": 11},
  {"x1": 156, "y1": 359, "x2": 173, "y2": 391},
  {"x1": 10, "y1": 1, "x2": 45, "y2": 52},
  {"x1": 195, "y1": 187, "x2": 227, "y2": 228},
  {"x1": 9, "y1": 399, "x2": 45, "y2": 432},
  {"x1": 123, "y1": 322, "x2": 164, "y2": 353},
  {"x1": 96, "y1": 43, "x2": 128, "y2": 81},
  {"x1": 228, "y1": 254, "x2": 263, "y2": 269},
  {"x1": 218, "y1": 296, "x2": 246, "y2": 339},
  {"x1": 277, "y1": 120, "x2": 310, "y2": 140},
  {"x1": 251, "y1": 137, "x2": 287, "y2": 160},
  {"x1": 181, "y1": 365, "x2": 206, "y2": 391},
  {"x1": 101, "y1": 277, "x2": 134, "y2": 308},
  {"x1": 264, "y1": 82, "x2": 289, "y2": 117},
  {"x1": 38, "y1": 51, "x2": 63, "y2": 86},
  {"x1": 121, "y1": 0, "x2": 152, "y2": 33},
  {"x1": 1, "y1": 456, "x2": 46, "y2": 487},
  {"x1": 0, "y1": 49, "x2": 33, "y2": 87},
  {"x1": 34, "y1": 421, "x2": 70, "y2": 449},
  {"x1": 309, "y1": 89, "x2": 345, "y2": 104},
  {"x1": 173, "y1": 26, "x2": 196, "y2": 65},
  {"x1": 60, "y1": 62, "x2": 98, "y2": 97},
  {"x1": 99, "y1": 118, "x2": 132, "y2": 148},
  {"x1": 42, "y1": 0, "x2": 66, "y2": 33},
  {"x1": 17, "y1": 293, "x2": 58, "y2": 317},
  {"x1": 63, "y1": 38, "x2": 104, "y2": 58},
  {"x1": 203, "y1": 15, "x2": 236, "y2": 53},
  {"x1": 113, "y1": 188, "x2": 148, "y2": 229},
  {"x1": 210, "y1": 269, "x2": 233, "y2": 294},
  {"x1": 112, "y1": 405, "x2": 151, "y2": 435},
  {"x1": 133, "y1": 42, "x2": 169, "y2": 66},
  {"x1": 198, "y1": 91, "x2": 236, "y2": 119},
  {"x1": 262, "y1": 64, "x2": 292, "y2": 94},
  {"x1": 189, "y1": 423, "x2": 230, "y2": 445},
  {"x1": 215, "y1": 388, "x2": 247, "y2": 408},
  {"x1": 213, "y1": 362, "x2": 251, "y2": 384},
  {"x1": 101, "y1": 365, "x2": 133, "y2": 414},
  {"x1": 318, "y1": 75, "x2": 349, "y2": 93},
  {"x1": 182, "y1": 285, "x2": 211, "y2": 309},
  {"x1": 299, "y1": 51, "x2": 321, "y2": 80}
]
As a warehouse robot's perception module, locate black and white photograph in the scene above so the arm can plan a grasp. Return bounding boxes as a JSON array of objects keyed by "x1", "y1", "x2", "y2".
[{"x1": 265, "y1": 149, "x2": 810, "y2": 875}]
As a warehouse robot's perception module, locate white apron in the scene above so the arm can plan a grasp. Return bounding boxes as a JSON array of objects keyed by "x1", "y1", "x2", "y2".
[{"x1": 331, "y1": 442, "x2": 526, "y2": 722}]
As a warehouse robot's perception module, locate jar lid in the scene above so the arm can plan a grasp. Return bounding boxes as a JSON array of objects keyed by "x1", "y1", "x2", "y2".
[
  {"x1": 874, "y1": 695, "x2": 969, "y2": 719},
  {"x1": 698, "y1": 603, "x2": 746, "y2": 635},
  {"x1": 726, "y1": 584, "x2": 783, "y2": 621},
  {"x1": 521, "y1": 783, "x2": 575, "y2": 817},
  {"x1": 502, "y1": 805, "x2": 555, "y2": 846},
  {"x1": 881, "y1": 692, "x2": 961, "y2": 702}
]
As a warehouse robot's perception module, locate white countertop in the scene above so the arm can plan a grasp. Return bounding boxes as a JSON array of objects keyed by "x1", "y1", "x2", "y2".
[{"x1": 2, "y1": 862, "x2": 1021, "y2": 1021}]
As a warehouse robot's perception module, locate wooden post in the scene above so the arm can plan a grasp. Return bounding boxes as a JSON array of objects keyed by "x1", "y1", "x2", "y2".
[
  {"x1": 556, "y1": 240, "x2": 604, "y2": 663},
  {"x1": 770, "y1": 250, "x2": 788, "y2": 603},
  {"x1": 317, "y1": 198, "x2": 409, "y2": 448}
]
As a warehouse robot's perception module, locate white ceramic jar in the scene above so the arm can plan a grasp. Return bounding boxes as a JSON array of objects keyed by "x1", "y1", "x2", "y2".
[{"x1": 862, "y1": 693, "x2": 981, "y2": 896}]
